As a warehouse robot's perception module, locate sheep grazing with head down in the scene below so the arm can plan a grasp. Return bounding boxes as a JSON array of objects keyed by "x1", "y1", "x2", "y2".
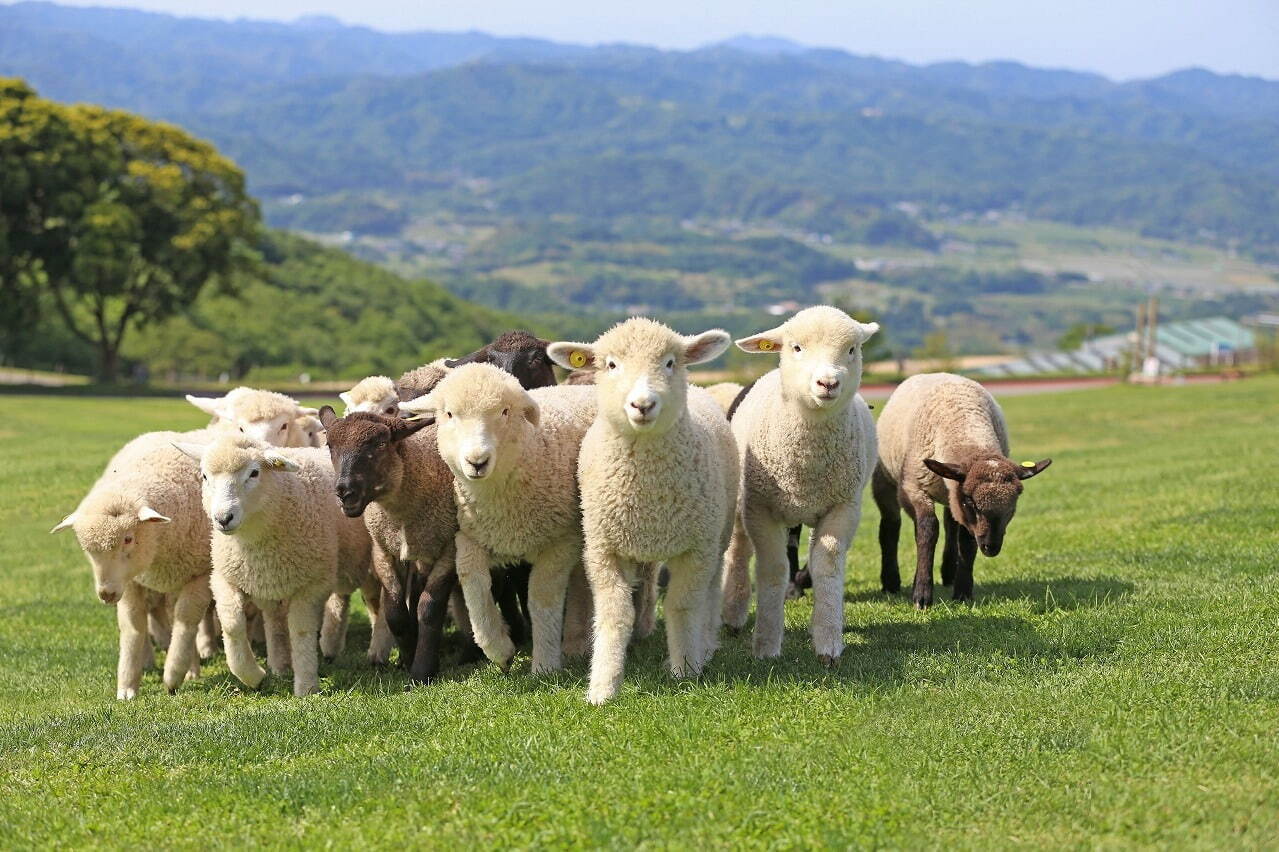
[
  {"x1": 548, "y1": 318, "x2": 738, "y2": 705},
  {"x1": 318, "y1": 405, "x2": 470, "y2": 682},
  {"x1": 722, "y1": 306, "x2": 879, "y2": 664},
  {"x1": 399, "y1": 366, "x2": 596, "y2": 674},
  {"x1": 53, "y1": 430, "x2": 215, "y2": 699},
  {"x1": 340, "y1": 376, "x2": 399, "y2": 417},
  {"x1": 185, "y1": 387, "x2": 319, "y2": 447},
  {"x1": 873, "y1": 372, "x2": 1051, "y2": 608},
  {"x1": 174, "y1": 435, "x2": 375, "y2": 696}
]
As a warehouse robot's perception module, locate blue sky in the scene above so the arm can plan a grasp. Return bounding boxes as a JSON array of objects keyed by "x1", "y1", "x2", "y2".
[{"x1": 34, "y1": 0, "x2": 1279, "y2": 80}]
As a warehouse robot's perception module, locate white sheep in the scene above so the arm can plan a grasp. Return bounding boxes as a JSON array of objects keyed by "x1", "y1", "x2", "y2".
[
  {"x1": 52, "y1": 430, "x2": 215, "y2": 699},
  {"x1": 722, "y1": 306, "x2": 879, "y2": 664},
  {"x1": 174, "y1": 435, "x2": 373, "y2": 696},
  {"x1": 873, "y1": 372, "x2": 1051, "y2": 608},
  {"x1": 340, "y1": 375, "x2": 399, "y2": 417},
  {"x1": 547, "y1": 318, "x2": 738, "y2": 705},
  {"x1": 185, "y1": 387, "x2": 319, "y2": 447},
  {"x1": 293, "y1": 413, "x2": 327, "y2": 448},
  {"x1": 398, "y1": 365, "x2": 596, "y2": 674}
]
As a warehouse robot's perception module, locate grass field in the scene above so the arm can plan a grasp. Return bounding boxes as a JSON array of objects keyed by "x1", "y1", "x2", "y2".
[{"x1": 2, "y1": 379, "x2": 1277, "y2": 847}]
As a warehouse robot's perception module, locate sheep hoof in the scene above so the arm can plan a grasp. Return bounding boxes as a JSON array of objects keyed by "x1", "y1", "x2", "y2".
[
  {"x1": 166, "y1": 685, "x2": 178, "y2": 695},
  {"x1": 913, "y1": 597, "x2": 932, "y2": 610},
  {"x1": 817, "y1": 653, "x2": 839, "y2": 668},
  {"x1": 117, "y1": 688, "x2": 138, "y2": 701},
  {"x1": 323, "y1": 655, "x2": 336, "y2": 664},
  {"x1": 724, "y1": 624, "x2": 743, "y2": 637}
]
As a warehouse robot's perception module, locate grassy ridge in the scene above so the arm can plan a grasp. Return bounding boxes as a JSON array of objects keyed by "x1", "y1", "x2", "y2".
[{"x1": 1, "y1": 379, "x2": 1277, "y2": 847}]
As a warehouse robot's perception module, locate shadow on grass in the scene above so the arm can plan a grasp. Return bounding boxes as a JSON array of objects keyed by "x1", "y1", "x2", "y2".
[{"x1": 844, "y1": 574, "x2": 1134, "y2": 613}]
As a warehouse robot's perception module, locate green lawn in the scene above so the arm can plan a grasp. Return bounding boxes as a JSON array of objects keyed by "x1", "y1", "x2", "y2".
[{"x1": 1, "y1": 379, "x2": 1277, "y2": 848}]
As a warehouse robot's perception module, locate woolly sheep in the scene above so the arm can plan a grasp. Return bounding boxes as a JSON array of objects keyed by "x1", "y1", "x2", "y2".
[
  {"x1": 548, "y1": 318, "x2": 738, "y2": 705},
  {"x1": 185, "y1": 387, "x2": 319, "y2": 447},
  {"x1": 399, "y1": 365, "x2": 596, "y2": 674},
  {"x1": 873, "y1": 372, "x2": 1051, "y2": 608},
  {"x1": 318, "y1": 406, "x2": 466, "y2": 682},
  {"x1": 53, "y1": 430, "x2": 215, "y2": 699},
  {"x1": 722, "y1": 306, "x2": 879, "y2": 663},
  {"x1": 340, "y1": 376, "x2": 399, "y2": 417},
  {"x1": 174, "y1": 436, "x2": 374, "y2": 696}
]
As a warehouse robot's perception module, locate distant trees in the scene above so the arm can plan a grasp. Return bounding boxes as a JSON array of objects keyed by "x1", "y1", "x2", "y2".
[{"x1": 0, "y1": 80, "x2": 259, "y2": 381}]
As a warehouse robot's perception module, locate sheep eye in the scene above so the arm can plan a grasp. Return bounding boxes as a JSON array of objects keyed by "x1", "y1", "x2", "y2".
[
  {"x1": 123, "y1": 536, "x2": 133, "y2": 545},
  {"x1": 385, "y1": 407, "x2": 395, "y2": 415},
  {"x1": 279, "y1": 423, "x2": 287, "y2": 431},
  {"x1": 249, "y1": 469, "x2": 259, "y2": 479},
  {"x1": 792, "y1": 344, "x2": 802, "y2": 353},
  {"x1": 502, "y1": 407, "x2": 510, "y2": 416},
  {"x1": 849, "y1": 345, "x2": 857, "y2": 355},
  {"x1": 446, "y1": 411, "x2": 453, "y2": 419},
  {"x1": 665, "y1": 358, "x2": 675, "y2": 369},
  {"x1": 200, "y1": 473, "x2": 207, "y2": 482},
  {"x1": 238, "y1": 426, "x2": 245, "y2": 433},
  {"x1": 607, "y1": 359, "x2": 618, "y2": 371}
]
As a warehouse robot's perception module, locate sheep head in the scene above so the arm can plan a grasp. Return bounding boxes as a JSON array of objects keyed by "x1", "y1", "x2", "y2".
[
  {"x1": 446, "y1": 330, "x2": 557, "y2": 391},
  {"x1": 318, "y1": 406, "x2": 431, "y2": 517},
  {"x1": 548, "y1": 318, "x2": 728, "y2": 437},
  {"x1": 399, "y1": 363, "x2": 538, "y2": 485},
  {"x1": 923, "y1": 455, "x2": 1051, "y2": 557},
  {"x1": 185, "y1": 387, "x2": 319, "y2": 447},
  {"x1": 173, "y1": 436, "x2": 299, "y2": 534},
  {"x1": 340, "y1": 376, "x2": 399, "y2": 417},
  {"x1": 51, "y1": 499, "x2": 171, "y2": 604},
  {"x1": 737, "y1": 306, "x2": 878, "y2": 415}
]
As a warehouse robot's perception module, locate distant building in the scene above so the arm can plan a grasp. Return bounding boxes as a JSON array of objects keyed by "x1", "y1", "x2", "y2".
[{"x1": 975, "y1": 317, "x2": 1258, "y2": 378}]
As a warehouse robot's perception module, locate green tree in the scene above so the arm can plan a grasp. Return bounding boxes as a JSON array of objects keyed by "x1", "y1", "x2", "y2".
[{"x1": 0, "y1": 80, "x2": 259, "y2": 380}]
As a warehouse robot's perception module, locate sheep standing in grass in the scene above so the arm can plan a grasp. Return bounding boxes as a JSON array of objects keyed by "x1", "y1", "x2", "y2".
[
  {"x1": 722, "y1": 307, "x2": 879, "y2": 663},
  {"x1": 548, "y1": 319, "x2": 738, "y2": 705},
  {"x1": 873, "y1": 372, "x2": 1051, "y2": 608},
  {"x1": 175, "y1": 436, "x2": 373, "y2": 696},
  {"x1": 399, "y1": 366, "x2": 596, "y2": 674},
  {"x1": 318, "y1": 406, "x2": 470, "y2": 682},
  {"x1": 53, "y1": 431, "x2": 214, "y2": 699}
]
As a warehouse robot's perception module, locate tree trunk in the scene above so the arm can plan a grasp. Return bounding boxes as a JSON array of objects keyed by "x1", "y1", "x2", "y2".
[{"x1": 97, "y1": 341, "x2": 120, "y2": 384}]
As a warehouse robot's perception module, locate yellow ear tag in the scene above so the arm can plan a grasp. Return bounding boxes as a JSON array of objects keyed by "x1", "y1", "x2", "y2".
[
  {"x1": 1021, "y1": 461, "x2": 1036, "y2": 468},
  {"x1": 757, "y1": 339, "x2": 775, "y2": 351},
  {"x1": 569, "y1": 350, "x2": 588, "y2": 368}
]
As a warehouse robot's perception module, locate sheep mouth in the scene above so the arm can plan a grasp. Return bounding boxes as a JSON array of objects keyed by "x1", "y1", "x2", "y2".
[
  {"x1": 463, "y1": 461, "x2": 490, "y2": 480},
  {"x1": 340, "y1": 498, "x2": 369, "y2": 518}
]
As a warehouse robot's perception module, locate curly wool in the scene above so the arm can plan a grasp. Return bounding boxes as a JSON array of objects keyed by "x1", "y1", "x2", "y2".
[{"x1": 396, "y1": 360, "x2": 451, "y2": 402}]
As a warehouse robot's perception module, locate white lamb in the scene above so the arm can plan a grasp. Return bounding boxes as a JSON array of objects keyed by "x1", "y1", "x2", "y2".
[
  {"x1": 53, "y1": 430, "x2": 215, "y2": 699},
  {"x1": 340, "y1": 375, "x2": 399, "y2": 416},
  {"x1": 398, "y1": 365, "x2": 596, "y2": 674},
  {"x1": 174, "y1": 435, "x2": 374, "y2": 696},
  {"x1": 548, "y1": 318, "x2": 738, "y2": 705},
  {"x1": 185, "y1": 387, "x2": 319, "y2": 447},
  {"x1": 722, "y1": 306, "x2": 879, "y2": 664}
]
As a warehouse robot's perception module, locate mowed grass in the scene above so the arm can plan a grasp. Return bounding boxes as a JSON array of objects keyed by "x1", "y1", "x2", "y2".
[{"x1": 1, "y1": 378, "x2": 1277, "y2": 848}]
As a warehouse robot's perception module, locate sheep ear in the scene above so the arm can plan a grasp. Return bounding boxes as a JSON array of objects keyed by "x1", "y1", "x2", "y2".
[
  {"x1": 262, "y1": 451, "x2": 300, "y2": 473},
  {"x1": 390, "y1": 416, "x2": 432, "y2": 441},
  {"x1": 338, "y1": 392, "x2": 354, "y2": 409},
  {"x1": 1016, "y1": 458, "x2": 1052, "y2": 480},
  {"x1": 683, "y1": 330, "x2": 731, "y2": 365},
  {"x1": 523, "y1": 398, "x2": 540, "y2": 427},
  {"x1": 855, "y1": 321, "x2": 880, "y2": 343},
  {"x1": 546, "y1": 342, "x2": 595, "y2": 371},
  {"x1": 318, "y1": 405, "x2": 340, "y2": 429},
  {"x1": 923, "y1": 459, "x2": 966, "y2": 481},
  {"x1": 398, "y1": 390, "x2": 439, "y2": 421},
  {"x1": 138, "y1": 506, "x2": 171, "y2": 524},
  {"x1": 296, "y1": 406, "x2": 319, "y2": 417},
  {"x1": 172, "y1": 441, "x2": 209, "y2": 461},
  {"x1": 736, "y1": 328, "x2": 784, "y2": 354},
  {"x1": 184, "y1": 394, "x2": 224, "y2": 417},
  {"x1": 50, "y1": 512, "x2": 78, "y2": 533},
  {"x1": 444, "y1": 347, "x2": 489, "y2": 369}
]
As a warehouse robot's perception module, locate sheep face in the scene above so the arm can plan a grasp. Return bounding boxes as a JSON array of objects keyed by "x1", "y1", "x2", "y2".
[
  {"x1": 401, "y1": 364, "x2": 538, "y2": 484},
  {"x1": 547, "y1": 318, "x2": 729, "y2": 436},
  {"x1": 174, "y1": 437, "x2": 300, "y2": 533},
  {"x1": 51, "y1": 502, "x2": 171, "y2": 604},
  {"x1": 185, "y1": 389, "x2": 319, "y2": 447},
  {"x1": 924, "y1": 456, "x2": 1051, "y2": 557},
  {"x1": 737, "y1": 306, "x2": 878, "y2": 413},
  {"x1": 318, "y1": 406, "x2": 430, "y2": 517},
  {"x1": 340, "y1": 376, "x2": 400, "y2": 417},
  {"x1": 294, "y1": 414, "x2": 327, "y2": 448}
]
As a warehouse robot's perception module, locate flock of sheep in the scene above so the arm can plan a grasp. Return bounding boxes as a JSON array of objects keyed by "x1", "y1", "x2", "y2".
[{"x1": 54, "y1": 306, "x2": 1051, "y2": 704}]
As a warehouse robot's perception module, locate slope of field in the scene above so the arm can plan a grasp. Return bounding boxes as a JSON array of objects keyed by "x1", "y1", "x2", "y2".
[{"x1": 1, "y1": 377, "x2": 1276, "y2": 846}]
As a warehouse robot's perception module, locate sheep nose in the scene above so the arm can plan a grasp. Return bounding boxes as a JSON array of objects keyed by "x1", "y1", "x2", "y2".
[
  {"x1": 816, "y1": 377, "x2": 840, "y2": 393},
  {"x1": 214, "y1": 511, "x2": 235, "y2": 529},
  {"x1": 629, "y1": 398, "x2": 656, "y2": 415},
  {"x1": 97, "y1": 588, "x2": 120, "y2": 605},
  {"x1": 465, "y1": 453, "x2": 490, "y2": 475}
]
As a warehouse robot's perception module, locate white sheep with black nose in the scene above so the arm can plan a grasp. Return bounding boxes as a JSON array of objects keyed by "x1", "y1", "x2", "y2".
[{"x1": 721, "y1": 305, "x2": 879, "y2": 664}]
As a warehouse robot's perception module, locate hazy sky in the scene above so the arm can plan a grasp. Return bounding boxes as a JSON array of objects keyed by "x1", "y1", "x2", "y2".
[{"x1": 35, "y1": 0, "x2": 1279, "y2": 80}]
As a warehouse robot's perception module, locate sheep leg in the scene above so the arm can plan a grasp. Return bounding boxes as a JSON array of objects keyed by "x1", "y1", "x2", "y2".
[
  {"x1": 196, "y1": 604, "x2": 219, "y2": 659},
  {"x1": 564, "y1": 565, "x2": 595, "y2": 656},
  {"x1": 148, "y1": 596, "x2": 172, "y2": 654},
  {"x1": 632, "y1": 563, "x2": 658, "y2": 642},
  {"x1": 162, "y1": 573, "x2": 212, "y2": 694},
  {"x1": 211, "y1": 570, "x2": 266, "y2": 689},
  {"x1": 746, "y1": 512, "x2": 790, "y2": 659},
  {"x1": 493, "y1": 567, "x2": 528, "y2": 646},
  {"x1": 528, "y1": 539, "x2": 578, "y2": 674},
  {"x1": 319, "y1": 592, "x2": 351, "y2": 662},
  {"x1": 663, "y1": 551, "x2": 711, "y2": 678},
  {"x1": 940, "y1": 507, "x2": 959, "y2": 587},
  {"x1": 259, "y1": 599, "x2": 292, "y2": 674},
  {"x1": 409, "y1": 560, "x2": 456, "y2": 684},
  {"x1": 952, "y1": 524, "x2": 979, "y2": 602},
  {"x1": 247, "y1": 604, "x2": 267, "y2": 647},
  {"x1": 373, "y1": 549, "x2": 417, "y2": 666},
  {"x1": 363, "y1": 571, "x2": 394, "y2": 666},
  {"x1": 809, "y1": 502, "x2": 856, "y2": 665},
  {"x1": 449, "y1": 585, "x2": 485, "y2": 664},
  {"x1": 720, "y1": 513, "x2": 754, "y2": 632},
  {"x1": 700, "y1": 554, "x2": 723, "y2": 666},
  {"x1": 908, "y1": 501, "x2": 939, "y2": 610},
  {"x1": 455, "y1": 532, "x2": 516, "y2": 670},
  {"x1": 288, "y1": 589, "x2": 327, "y2": 697},
  {"x1": 872, "y1": 465, "x2": 901, "y2": 593},
  {"x1": 116, "y1": 583, "x2": 149, "y2": 700},
  {"x1": 585, "y1": 549, "x2": 637, "y2": 705}
]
